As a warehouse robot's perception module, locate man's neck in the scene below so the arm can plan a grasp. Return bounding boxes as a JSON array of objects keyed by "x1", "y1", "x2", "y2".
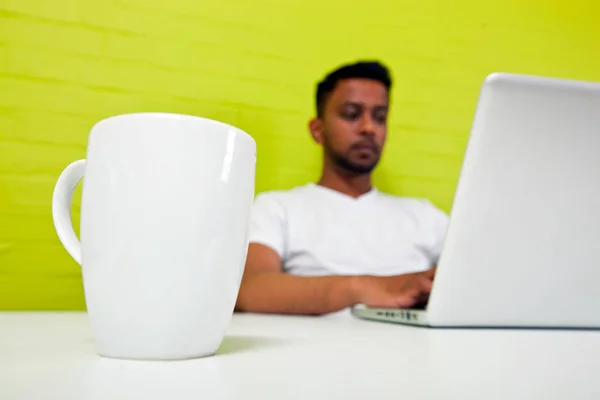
[{"x1": 317, "y1": 167, "x2": 373, "y2": 198}]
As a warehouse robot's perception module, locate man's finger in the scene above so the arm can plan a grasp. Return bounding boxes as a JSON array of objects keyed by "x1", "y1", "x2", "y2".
[
  {"x1": 419, "y1": 278, "x2": 433, "y2": 292},
  {"x1": 395, "y1": 288, "x2": 421, "y2": 308},
  {"x1": 423, "y1": 266, "x2": 437, "y2": 279}
]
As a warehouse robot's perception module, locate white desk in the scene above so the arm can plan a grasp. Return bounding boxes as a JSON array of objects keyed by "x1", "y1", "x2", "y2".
[{"x1": 1, "y1": 311, "x2": 600, "y2": 399}]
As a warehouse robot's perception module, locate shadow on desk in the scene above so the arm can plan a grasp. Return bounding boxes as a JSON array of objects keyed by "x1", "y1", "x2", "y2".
[{"x1": 217, "y1": 335, "x2": 285, "y2": 356}]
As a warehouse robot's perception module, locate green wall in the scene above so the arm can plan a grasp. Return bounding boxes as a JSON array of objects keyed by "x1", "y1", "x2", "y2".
[{"x1": 1, "y1": 0, "x2": 599, "y2": 309}]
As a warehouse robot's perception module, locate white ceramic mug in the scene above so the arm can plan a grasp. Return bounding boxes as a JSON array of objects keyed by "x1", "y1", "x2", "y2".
[{"x1": 52, "y1": 113, "x2": 256, "y2": 360}]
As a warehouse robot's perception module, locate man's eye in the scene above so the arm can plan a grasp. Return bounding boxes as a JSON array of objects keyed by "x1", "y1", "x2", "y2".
[
  {"x1": 341, "y1": 111, "x2": 360, "y2": 120},
  {"x1": 373, "y1": 113, "x2": 387, "y2": 124}
]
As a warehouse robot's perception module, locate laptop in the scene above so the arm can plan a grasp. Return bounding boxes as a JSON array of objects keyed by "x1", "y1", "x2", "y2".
[{"x1": 352, "y1": 72, "x2": 600, "y2": 328}]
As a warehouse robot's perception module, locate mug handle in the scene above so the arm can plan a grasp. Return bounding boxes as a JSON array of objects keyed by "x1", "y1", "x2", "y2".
[{"x1": 52, "y1": 159, "x2": 86, "y2": 265}]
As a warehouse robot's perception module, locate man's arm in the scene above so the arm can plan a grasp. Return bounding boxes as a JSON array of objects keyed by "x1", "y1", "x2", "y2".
[
  {"x1": 235, "y1": 243, "x2": 436, "y2": 315},
  {"x1": 236, "y1": 193, "x2": 357, "y2": 315},
  {"x1": 235, "y1": 243, "x2": 358, "y2": 315}
]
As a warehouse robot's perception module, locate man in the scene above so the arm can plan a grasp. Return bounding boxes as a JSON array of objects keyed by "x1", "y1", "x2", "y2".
[{"x1": 235, "y1": 61, "x2": 449, "y2": 315}]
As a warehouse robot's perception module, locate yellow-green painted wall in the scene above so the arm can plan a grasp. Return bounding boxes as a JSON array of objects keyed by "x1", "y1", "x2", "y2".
[{"x1": 1, "y1": 0, "x2": 599, "y2": 309}]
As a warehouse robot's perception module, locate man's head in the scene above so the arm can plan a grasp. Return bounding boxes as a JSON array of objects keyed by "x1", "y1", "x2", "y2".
[{"x1": 309, "y1": 61, "x2": 392, "y2": 175}]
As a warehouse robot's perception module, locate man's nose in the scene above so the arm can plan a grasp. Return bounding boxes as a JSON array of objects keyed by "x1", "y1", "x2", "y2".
[{"x1": 359, "y1": 115, "x2": 376, "y2": 136}]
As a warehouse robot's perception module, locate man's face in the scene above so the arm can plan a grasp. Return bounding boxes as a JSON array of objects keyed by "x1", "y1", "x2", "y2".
[{"x1": 312, "y1": 78, "x2": 389, "y2": 175}]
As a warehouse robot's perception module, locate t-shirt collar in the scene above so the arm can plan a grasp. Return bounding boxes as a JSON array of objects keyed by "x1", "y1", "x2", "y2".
[{"x1": 308, "y1": 183, "x2": 378, "y2": 201}]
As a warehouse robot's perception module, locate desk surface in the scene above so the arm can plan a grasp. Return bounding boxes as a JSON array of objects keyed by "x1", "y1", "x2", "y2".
[{"x1": 1, "y1": 311, "x2": 600, "y2": 399}]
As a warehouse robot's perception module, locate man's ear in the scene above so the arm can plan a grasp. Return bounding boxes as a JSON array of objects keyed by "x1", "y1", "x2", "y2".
[{"x1": 308, "y1": 118, "x2": 324, "y2": 145}]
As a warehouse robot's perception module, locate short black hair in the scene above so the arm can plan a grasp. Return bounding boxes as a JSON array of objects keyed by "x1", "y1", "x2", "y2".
[{"x1": 315, "y1": 60, "x2": 392, "y2": 117}]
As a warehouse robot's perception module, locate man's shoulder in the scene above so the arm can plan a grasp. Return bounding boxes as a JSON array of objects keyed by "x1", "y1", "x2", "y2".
[
  {"x1": 375, "y1": 190, "x2": 431, "y2": 206},
  {"x1": 254, "y1": 184, "x2": 316, "y2": 207},
  {"x1": 375, "y1": 191, "x2": 446, "y2": 215}
]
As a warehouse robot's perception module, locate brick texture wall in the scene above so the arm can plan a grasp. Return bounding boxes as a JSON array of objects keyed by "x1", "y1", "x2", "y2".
[{"x1": 1, "y1": 0, "x2": 599, "y2": 309}]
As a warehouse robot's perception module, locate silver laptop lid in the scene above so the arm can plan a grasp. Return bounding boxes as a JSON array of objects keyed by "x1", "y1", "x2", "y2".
[{"x1": 428, "y1": 73, "x2": 600, "y2": 327}]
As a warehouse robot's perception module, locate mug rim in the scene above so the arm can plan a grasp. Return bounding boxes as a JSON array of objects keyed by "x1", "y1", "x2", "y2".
[{"x1": 93, "y1": 112, "x2": 256, "y2": 145}]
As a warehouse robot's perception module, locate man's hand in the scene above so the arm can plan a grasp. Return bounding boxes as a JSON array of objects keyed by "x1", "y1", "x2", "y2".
[
  {"x1": 237, "y1": 243, "x2": 438, "y2": 314},
  {"x1": 351, "y1": 267, "x2": 437, "y2": 309}
]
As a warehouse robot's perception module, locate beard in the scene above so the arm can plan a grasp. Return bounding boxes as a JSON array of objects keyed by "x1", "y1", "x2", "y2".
[
  {"x1": 329, "y1": 149, "x2": 379, "y2": 174},
  {"x1": 324, "y1": 136, "x2": 381, "y2": 175}
]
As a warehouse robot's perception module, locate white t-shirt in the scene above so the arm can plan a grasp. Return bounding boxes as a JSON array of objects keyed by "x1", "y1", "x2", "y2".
[{"x1": 248, "y1": 183, "x2": 449, "y2": 277}]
